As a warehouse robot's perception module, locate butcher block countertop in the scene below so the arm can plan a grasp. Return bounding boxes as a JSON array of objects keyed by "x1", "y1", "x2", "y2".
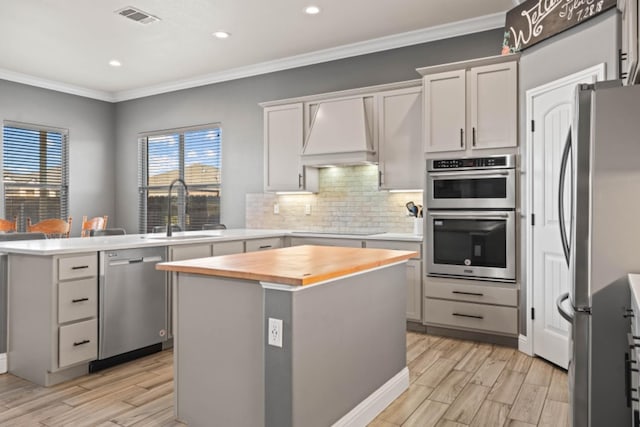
[{"x1": 156, "y1": 244, "x2": 417, "y2": 286}]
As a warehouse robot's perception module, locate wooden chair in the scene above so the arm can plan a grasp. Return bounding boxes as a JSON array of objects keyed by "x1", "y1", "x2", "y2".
[
  {"x1": 81, "y1": 215, "x2": 108, "y2": 237},
  {"x1": 0, "y1": 216, "x2": 17, "y2": 233},
  {"x1": 26, "y1": 217, "x2": 72, "y2": 238}
]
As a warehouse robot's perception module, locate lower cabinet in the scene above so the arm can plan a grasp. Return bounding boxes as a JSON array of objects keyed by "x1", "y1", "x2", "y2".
[
  {"x1": 59, "y1": 318, "x2": 98, "y2": 368},
  {"x1": 9, "y1": 252, "x2": 99, "y2": 386},
  {"x1": 365, "y1": 240, "x2": 422, "y2": 322},
  {"x1": 423, "y1": 275, "x2": 519, "y2": 336},
  {"x1": 245, "y1": 237, "x2": 283, "y2": 252}
]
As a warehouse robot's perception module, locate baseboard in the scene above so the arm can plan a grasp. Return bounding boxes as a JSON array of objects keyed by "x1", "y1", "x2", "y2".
[
  {"x1": 0, "y1": 353, "x2": 6, "y2": 374},
  {"x1": 332, "y1": 367, "x2": 409, "y2": 427},
  {"x1": 518, "y1": 334, "x2": 533, "y2": 355}
]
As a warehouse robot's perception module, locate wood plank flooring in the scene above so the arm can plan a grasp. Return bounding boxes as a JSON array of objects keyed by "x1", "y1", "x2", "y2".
[
  {"x1": 370, "y1": 332, "x2": 569, "y2": 427},
  {"x1": 0, "y1": 332, "x2": 567, "y2": 426}
]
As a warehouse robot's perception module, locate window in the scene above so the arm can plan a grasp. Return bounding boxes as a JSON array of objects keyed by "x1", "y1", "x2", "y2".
[
  {"x1": 139, "y1": 125, "x2": 221, "y2": 233},
  {"x1": 2, "y1": 122, "x2": 69, "y2": 230}
]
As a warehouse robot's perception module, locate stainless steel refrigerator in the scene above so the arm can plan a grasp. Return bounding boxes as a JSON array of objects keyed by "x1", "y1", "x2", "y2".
[{"x1": 556, "y1": 81, "x2": 640, "y2": 427}]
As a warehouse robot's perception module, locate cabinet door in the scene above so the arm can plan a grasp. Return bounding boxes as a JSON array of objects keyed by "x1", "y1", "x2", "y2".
[
  {"x1": 378, "y1": 87, "x2": 423, "y2": 190},
  {"x1": 619, "y1": 0, "x2": 639, "y2": 85},
  {"x1": 170, "y1": 244, "x2": 212, "y2": 261},
  {"x1": 423, "y1": 70, "x2": 466, "y2": 153},
  {"x1": 264, "y1": 103, "x2": 304, "y2": 191},
  {"x1": 405, "y1": 259, "x2": 422, "y2": 322},
  {"x1": 468, "y1": 62, "x2": 518, "y2": 149}
]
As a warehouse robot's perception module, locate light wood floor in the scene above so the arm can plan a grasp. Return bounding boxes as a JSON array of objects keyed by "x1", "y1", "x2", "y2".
[
  {"x1": 0, "y1": 332, "x2": 567, "y2": 427},
  {"x1": 369, "y1": 332, "x2": 569, "y2": 427}
]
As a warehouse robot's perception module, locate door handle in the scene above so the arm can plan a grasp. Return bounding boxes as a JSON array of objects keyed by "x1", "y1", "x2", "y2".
[
  {"x1": 556, "y1": 292, "x2": 573, "y2": 322},
  {"x1": 452, "y1": 312, "x2": 484, "y2": 320},
  {"x1": 452, "y1": 291, "x2": 484, "y2": 297},
  {"x1": 460, "y1": 128, "x2": 464, "y2": 148},
  {"x1": 558, "y1": 130, "x2": 572, "y2": 267},
  {"x1": 72, "y1": 297, "x2": 89, "y2": 303},
  {"x1": 71, "y1": 265, "x2": 89, "y2": 270},
  {"x1": 73, "y1": 339, "x2": 90, "y2": 347}
]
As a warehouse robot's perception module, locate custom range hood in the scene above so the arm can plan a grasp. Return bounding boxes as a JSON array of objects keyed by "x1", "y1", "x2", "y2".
[{"x1": 301, "y1": 97, "x2": 377, "y2": 167}]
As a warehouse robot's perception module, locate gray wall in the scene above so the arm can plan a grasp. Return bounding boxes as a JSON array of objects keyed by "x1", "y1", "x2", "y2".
[
  {"x1": 517, "y1": 10, "x2": 619, "y2": 335},
  {"x1": 0, "y1": 80, "x2": 116, "y2": 236},
  {"x1": 115, "y1": 29, "x2": 504, "y2": 232}
]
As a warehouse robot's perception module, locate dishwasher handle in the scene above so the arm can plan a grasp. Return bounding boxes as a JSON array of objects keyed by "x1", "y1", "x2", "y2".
[{"x1": 108, "y1": 255, "x2": 164, "y2": 267}]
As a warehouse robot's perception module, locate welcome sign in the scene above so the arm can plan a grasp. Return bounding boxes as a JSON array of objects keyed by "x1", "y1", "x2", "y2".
[{"x1": 502, "y1": 0, "x2": 617, "y2": 53}]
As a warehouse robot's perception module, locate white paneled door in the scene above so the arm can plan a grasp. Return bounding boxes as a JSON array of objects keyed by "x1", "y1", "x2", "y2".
[{"x1": 528, "y1": 65, "x2": 604, "y2": 369}]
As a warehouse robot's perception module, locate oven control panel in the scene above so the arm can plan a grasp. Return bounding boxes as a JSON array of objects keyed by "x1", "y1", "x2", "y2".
[{"x1": 429, "y1": 155, "x2": 515, "y2": 171}]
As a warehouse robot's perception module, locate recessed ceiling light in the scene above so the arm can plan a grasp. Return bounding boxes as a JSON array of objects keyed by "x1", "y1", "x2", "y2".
[
  {"x1": 304, "y1": 5, "x2": 320, "y2": 14},
  {"x1": 213, "y1": 31, "x2": 230, "y2": 39},
  {"x1": 109, "y1": 59, "x2": 122, "y2": 67}
]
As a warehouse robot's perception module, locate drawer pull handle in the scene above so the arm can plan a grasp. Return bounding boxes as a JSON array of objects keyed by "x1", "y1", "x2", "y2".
[
  {"x1": 259, "y1": 245, "x2": 272, "y2": 249},
  {"x1": 452, "y1": 291, "x2": 484, "y2": 297},
  {"x1": 452, "y1": 312, "x2": 484, "y2": 320},
  {"x1": 73, "y1": 339, "x2": 90, "y2": 347},
  {"x1": 71, "y1": 297, "x2": 89, "y2": 303},
  {"x1": 71, "y1": 265, "x2": 89, "y2": 270}
]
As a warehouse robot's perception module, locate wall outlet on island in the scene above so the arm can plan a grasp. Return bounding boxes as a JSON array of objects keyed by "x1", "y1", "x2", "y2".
[
  {"x1": 305, "y1": 204, "x2": 311, "y2": 215},
  {"x1": 268, "y1": 318, "x2": 283, "y2": 348},
  {"x1": 273, "y1": 203, "x2": 279, "y2": 214}
]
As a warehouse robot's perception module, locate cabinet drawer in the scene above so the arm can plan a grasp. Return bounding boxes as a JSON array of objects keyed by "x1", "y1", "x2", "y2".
[
  {"x1": 58, "y1": 278, "x2": 97, "y2": 324},
  {"x1": 213, "y1": 241, "x2": 245, "y2": 256},
  {"x1": 366, "y1": 240, "x2": 421, "y2": 259},
  {"x1": 170, "y1": 244, "x2": 211, "y2": 261},
  {"x1": 59, "y1": 318, "x2": 97, "y2": 367},
  {"x1": 289, "y1": 237, "x2": 363, "y2": 248},
  {"x1": 424, "y1": 298, "x2": 517, "y2": 335},
  {"x1": 425, "y1": 279, "x2": 517, "y2": 307},
  {"x1": 245, "y1": 237, "x2": 283, "y2": 252},
  {"x1": 58, "y1": 254, "x2": 97, "y2": 281}
]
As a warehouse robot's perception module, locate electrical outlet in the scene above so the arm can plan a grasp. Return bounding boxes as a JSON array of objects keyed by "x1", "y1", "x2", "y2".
[
  {"x1": 268, "y1": 318, "x2": 283, "y2": 348},
  {"x1": 273, "y1": 203, "x2": 279, "y2": 214},
  {"x1": 305, "y1": 204, "x2": 311, "y2": 215}
]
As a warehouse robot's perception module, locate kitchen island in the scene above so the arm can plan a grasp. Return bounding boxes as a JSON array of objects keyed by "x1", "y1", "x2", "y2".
[{"x1": 157, "y1": 245, "x2": 417, "y2": 427}]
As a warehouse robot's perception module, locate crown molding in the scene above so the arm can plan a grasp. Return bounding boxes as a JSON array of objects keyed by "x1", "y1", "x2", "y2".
[
  {"x1": 0, "y1": 12, "x2": 506, "y2": 103},
  {"x1": 114, "y1": 12, "x2": 506, "y2": 102},
  {"x1": 0, "y1": 68, "x2": 115, "y2": 102}
]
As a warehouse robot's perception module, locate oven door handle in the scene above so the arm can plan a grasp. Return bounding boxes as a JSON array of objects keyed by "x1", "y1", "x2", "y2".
[
  {"x1": 427, "y1": 171, "x2": 510, "y2": 179},
  {"x1": 428, "y1": 212, "x2": 510, "y2": 219}
]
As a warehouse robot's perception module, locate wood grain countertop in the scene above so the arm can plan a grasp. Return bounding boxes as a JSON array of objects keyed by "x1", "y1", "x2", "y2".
[{"x1": 156, "y1": 245, "x2": 418, "y2": 286}]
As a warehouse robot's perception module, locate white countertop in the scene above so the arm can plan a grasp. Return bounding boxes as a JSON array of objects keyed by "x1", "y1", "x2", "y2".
[{"x1": 0, "y1": 229, "x2": 421, "y2": 256}]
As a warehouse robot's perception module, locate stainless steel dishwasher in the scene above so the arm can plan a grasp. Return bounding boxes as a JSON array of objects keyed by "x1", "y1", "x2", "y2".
[{"x1": 98, "y1": 246, "x2": 168, "y2": 361}]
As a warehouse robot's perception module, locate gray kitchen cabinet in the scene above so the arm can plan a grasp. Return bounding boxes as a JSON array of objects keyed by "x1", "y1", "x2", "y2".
[
  {"x1": 366, "y1": 240, "x2": 422, "y2": 322},
  {"x1": 423, "y1": 275, "x2": 519, "y2": 337},
  {"x1": 245, "y1": 237, "x2": 283, "y2": 252},
  {"x1": 169, "y1": 243, "x2": 212, "y2": 261},
  {"x1": 420, "y1": 56, "x2": 518, "y2": 153},
  {"x1": 9, "y1": 252, "x2": 99, "y2": 386},
  {"x1": 263, "y1": 103, "x2": 318, "y2": 192},
  {"x1": 377, "y1": 86, "x2": 424, "y2": 190},
  {"x1": 212, "y1": 240, "x2": 244, "y2": 256},
  {"x1": 289, "y1": 236, "x2": 364, "y2": 248},
  {"x1": 619, "y1": 0, "x2": 639, "y2": 85}
]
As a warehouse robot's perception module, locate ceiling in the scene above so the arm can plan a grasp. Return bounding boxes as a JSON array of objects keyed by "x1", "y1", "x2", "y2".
[{"x1": 0, "y1": 0, "x2": 516, "y2": 102}]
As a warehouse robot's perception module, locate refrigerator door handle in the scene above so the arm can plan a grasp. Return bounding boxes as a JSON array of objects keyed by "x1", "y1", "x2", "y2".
[
  {"x1": 558, "y1": 130, "x2": 572, "y2": 267},
  {"x1": 556, "y1": 292, "x2": 574, "y2": 322}
]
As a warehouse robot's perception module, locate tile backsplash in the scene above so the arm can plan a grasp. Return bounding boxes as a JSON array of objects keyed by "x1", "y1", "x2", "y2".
[{"x1": 246, "y1": 165, "x2": 423, "y2": 233}]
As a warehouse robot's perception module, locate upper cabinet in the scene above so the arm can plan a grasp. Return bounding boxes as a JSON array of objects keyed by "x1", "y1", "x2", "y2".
[
  {"x1": 263, "y1": 103, "x2": 317, "y2": 192},
  {"x1": 377, "y1": 87, "x2": 423, "y2": 190},
  {"x1": 619, "y1": 0, "x2": 639, "y2": 85},
  {"x1": 419, "y1": 55, "x2": 519, "y2": 154}
]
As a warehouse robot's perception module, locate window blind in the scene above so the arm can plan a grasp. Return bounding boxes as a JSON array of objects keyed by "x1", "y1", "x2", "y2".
[
  {"x1": 139, "y1": 125, "x2": 221, "y2": 233},
  {"x1": 2, "y1": 123, "x2": 69, "y2": 231}
]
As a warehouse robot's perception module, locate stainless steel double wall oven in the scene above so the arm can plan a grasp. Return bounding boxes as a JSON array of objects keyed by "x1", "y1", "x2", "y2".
[{"x1": 426, "y1": 155, "x2": 516, "y2": 282}]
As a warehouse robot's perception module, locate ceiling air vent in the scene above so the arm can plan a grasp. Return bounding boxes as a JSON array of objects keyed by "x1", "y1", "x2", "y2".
[{"x1": 115, "y1": 6, "x2": 160, "y2": 24}]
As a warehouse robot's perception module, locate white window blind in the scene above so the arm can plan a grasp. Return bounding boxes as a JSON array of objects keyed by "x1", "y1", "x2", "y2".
[
  {"x1": 139, "y1": 125, "x2": 221, "y2": 233},
  {"x1": 2, "y1": 123, "x2": 69, "y2": 231}
]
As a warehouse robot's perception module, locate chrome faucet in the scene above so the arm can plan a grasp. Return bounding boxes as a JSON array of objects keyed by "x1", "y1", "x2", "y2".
[{"x1": 166, "y1": 178, "x2": 188, "y2": 237}]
